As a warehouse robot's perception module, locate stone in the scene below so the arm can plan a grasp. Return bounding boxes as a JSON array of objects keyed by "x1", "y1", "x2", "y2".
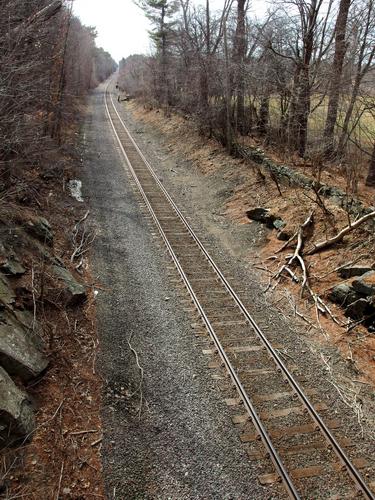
[
  {"x1": 345, "y1": 298, "x2": 371, "y2": 320},
  {"x1": 0, "y1": 366, "x2": 34, "y2": 443},
  {"x1": 246, "y1": 208, "x2": 283, "y2": 229},
  {"x1": 352, "y1": 271, "x2": 375, "y2": 297},
  {"x1": 277, "y1": 230, "x2": 292, "y2": 241},
  {"x1": 0, "y1": 242, "x2": 25, "y2": 276},
  {"x1": 1, "y1": 259, "x2": 26, "y2": 276},
  {"x1": 0, "y1": 274, "x2": 16, "y2": 307},
  {"x1": 338, "y1": 265, "x2": 373, "y2": 279},
  {"x1": 328, "y1": 284, "x2": 359, "y2": 307},
  {"x1": 25, "y1": 216, "x2": 53, "y2": 245},
  {"x1": 51, "y1": 265, "x2": 87, "y2": 306},
  {"x1": 12, "y1": 309, "x2": 44, "y2": 347},
  {"x1": 273, "y1": 219, "x2": 286, "y2": 230},
  {"x1": 0, "y1": 310, "x2": 48, "y2": 382}
]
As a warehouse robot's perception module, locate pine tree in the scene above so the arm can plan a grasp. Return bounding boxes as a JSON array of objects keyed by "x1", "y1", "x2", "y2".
[{"x1": 136, "y1": 0, "x2": 179, "y2": 108}]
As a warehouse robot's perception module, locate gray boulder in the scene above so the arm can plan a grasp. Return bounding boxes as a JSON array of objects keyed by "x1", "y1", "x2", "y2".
[
  {"x1": 0, "y1": 366, "x2": 34, "y2": 443},
  {"x1": 338, "y1": 265, "x2": 373, "y2": 279},
  {"x1": 1, "y1": 259, "x2": 26, "y2": 276},
  {"x1": 0, "y1": 274, "x2": 16, "y2": 307},
  {"x1": 273, "y1": 219, "x2": 286, "y2": 231},
  {"x1": 345, "y1": 298, "x2": 371, "y2": 320},
  {"x1": 328, "y1": 284, "x2": 359, "y2": 307},
  {"x1": 0, "y1": 310, "x2": 48, "y2": 382},
  {"x1": 277, "y1": 230, "x2": 292, "y2": 241},
  {"x1": 246, "y1": 207, "x2": 285, "y2": 230},
  {"x1": 352, "y1": 271, "x2": 375, "y2": 297},
  {"x1": 0, "y1": 243, "x2": 26, "y2": 276},
  {"x1": 51, "y1": 265, "x2": 87, "y2": 306},
  {"x1": 26, "y1": 216, "x2": 53, "y2": 245}
]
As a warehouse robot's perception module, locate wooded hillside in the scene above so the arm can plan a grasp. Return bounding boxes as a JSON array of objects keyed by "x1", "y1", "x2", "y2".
[{"x1": 0, "y1": 0, "x2": 117, "y2": 182}]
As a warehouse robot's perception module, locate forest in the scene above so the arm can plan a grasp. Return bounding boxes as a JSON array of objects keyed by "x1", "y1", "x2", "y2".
[
  {"x1": 0, "y1": 0, "x2": 116, "y2": 184},
  {"x1": 118, "y1": 0, "x2": 375, "y2": 188}
]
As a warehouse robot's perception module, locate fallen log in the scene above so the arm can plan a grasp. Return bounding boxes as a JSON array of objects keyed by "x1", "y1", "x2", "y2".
[{"x1": 306, "y1": 210, "x2": 375, "y2": 256}]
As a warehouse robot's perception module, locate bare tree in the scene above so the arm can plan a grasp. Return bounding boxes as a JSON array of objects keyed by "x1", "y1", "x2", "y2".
[{"x1": 323, "y1": 0, "x2": 352, "y2": 156}]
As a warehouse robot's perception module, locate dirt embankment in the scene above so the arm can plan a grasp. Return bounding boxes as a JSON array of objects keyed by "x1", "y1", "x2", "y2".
[
  {"x1": 0, "y1": 141, "x2": 103, "y2": 498},
  {"x1": 125, "y1": 100, "x2": 375, "y2": 398}
]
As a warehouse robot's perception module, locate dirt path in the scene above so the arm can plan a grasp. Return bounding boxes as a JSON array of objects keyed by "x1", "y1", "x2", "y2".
[{"x1": 82, "y1": 84, "x2": 272, "y2": 498}]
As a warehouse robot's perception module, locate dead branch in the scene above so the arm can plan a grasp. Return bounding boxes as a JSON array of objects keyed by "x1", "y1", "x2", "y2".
[
  {"x1": 276, "y1": 230, "x2": 298, "y2": 253},
  {"x1": 11, "y1": 1, "x2": 62, "y2": 37},
  {"x1": 275, "y1": 211, "x2": 314, "y2": 295},
  {"x1": 55, "y1": 460, "x2": 64, "y2": 500},
  {"x1": 127, "y1": 333, "x2": 144, "y2": 420},
  {"x1": 306, "y1": 210, "x2": 375, "y2": 256},
  {"x1": 71, "y1": 210, "x2": 96, "y2": 263}
]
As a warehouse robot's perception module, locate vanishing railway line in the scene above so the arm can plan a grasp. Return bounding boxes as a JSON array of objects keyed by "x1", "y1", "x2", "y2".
[{"x1": 104, "y1": 85, "x2": 374, "y2": 499}]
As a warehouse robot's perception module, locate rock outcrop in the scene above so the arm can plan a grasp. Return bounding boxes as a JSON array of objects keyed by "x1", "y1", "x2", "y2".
[
  {"x1": 50, "y1": 265, "x2": 87, "y2": 306},
  {"x1": 234, "y1": 142, "x2": 375, "y2": 223},
  {"x1": 0, "y1": 366, "x2": 34, "y2": 444},
  {"x1": 0, "y1": 309, "x2": 48, "y2": 382},
  {"x1": 0, "y1": 214, "x2": 86, "y2": 444},
  {"x1": 328, "y1": 271, "x2": 375, "y2": 330}
]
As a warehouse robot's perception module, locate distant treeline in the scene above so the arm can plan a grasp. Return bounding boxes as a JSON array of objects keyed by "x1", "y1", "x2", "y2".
[
  {"x1": 0, "y1": 0, "x2": 117, "y2": 177},
  {"x1": 119, "y1": 0, "x2": 375, "y2": 187}
]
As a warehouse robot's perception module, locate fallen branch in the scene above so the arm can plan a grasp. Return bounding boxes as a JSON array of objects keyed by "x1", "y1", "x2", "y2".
[
  {"x1": 275, "y1": 211, "x2": 314, "y2": 295},
  {"x1": 69, "y1": 429, "x2": 98, "y2": 436},
  {"x1": 306, "y1": 210, "x2": 375, "y2": 256},
  {"x1": 317, "y1": 253, "x2": 368, "y2": 279},
  {"x1": 71, "y1": 210, "x2": 96, "y2": 263},
  {"x1": 55, "y1": 460, "x2": 64, "y2": 500},
  {"x1": 276, "y1": 230, "x2": 298, "y2": 253},
  {"x1": 127, "y1": 333, "x2": 144, "y2": 420}
]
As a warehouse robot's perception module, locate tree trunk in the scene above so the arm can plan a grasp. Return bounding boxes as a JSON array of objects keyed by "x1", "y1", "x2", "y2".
[
  {"x1": 365, "y1": 142, "x2": 375, "y2": 187},
  {"x1": 224, "y1": 20, "x2": 233, "y2": 153},
  {"x1": 287, "y1": 65, "x2": 301, "y2": 150},
  {"x1": 233, "y1": 0, "x2": 246, "y2": 135},
  {"x1": 323, "y1": 0, "x2": 351, "y2": 157},
  {"x1": 295, "y1": 65, "x2": 311, "y2": 157},
  {"x1": 337, "y1": 72, "x2": 361, "y2": 153},
  {"x1": 258, "y1": 95, "x2": 269, "y2": 136}
]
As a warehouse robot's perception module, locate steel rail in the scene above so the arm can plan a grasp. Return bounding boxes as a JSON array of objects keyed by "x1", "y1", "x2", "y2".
[
  {"x1": 109, "y1": 95, "x2": 374, "y2": 498},
  {"x1": 105, "y1": 85, "x2": 374, "y2": 499},
  {"x1": 104, "y1": 87, "x2": 300, "y2": 499}
]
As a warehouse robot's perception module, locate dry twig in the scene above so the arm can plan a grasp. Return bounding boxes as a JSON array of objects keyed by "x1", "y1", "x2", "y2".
[{"x1": 127, "y1": 333, "x2": 144, "y2": 420}]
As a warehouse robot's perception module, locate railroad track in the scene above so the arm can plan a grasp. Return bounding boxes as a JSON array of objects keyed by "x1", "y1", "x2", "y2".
[{"x1": 104, "y1": 85, "x2": 374, "y2": 499}]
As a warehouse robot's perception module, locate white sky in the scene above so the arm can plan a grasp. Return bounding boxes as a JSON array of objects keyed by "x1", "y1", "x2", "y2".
[{"x1": 73, "y1": 0, "x2": 269, "y2": 62}]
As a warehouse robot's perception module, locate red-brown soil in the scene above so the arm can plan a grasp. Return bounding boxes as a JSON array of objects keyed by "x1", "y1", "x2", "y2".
[{"x1": 128, "y1": 101, "x2": 375, "y2": 392}]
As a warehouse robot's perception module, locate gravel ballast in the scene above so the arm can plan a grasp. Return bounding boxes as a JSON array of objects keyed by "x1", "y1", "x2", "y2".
[{"x1": 81, "y1": 85, "x2": 271, "y2": 498}]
